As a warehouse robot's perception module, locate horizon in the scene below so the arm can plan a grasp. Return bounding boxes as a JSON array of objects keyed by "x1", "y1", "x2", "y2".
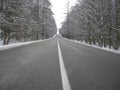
[{"x1": 51, "y1": 0, "x2": 77, "y2": 29}]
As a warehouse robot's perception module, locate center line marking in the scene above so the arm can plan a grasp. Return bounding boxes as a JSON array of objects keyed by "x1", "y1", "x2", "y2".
[{"x1": 57, "y1": 40, "x2": 71, "y2": 90}]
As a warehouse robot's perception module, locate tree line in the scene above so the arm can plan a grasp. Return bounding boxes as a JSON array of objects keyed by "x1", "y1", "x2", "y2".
[
  {"x1": 60, "y1": 0, "x2": 120, "y2": 49},
  {"x1": 0, "y1": 0, "x2": 57, "y2": 45}
]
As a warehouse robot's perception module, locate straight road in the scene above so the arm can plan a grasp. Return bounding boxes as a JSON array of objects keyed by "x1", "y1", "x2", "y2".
[
  {"x1": 0, "y1": 37, "x2": 62, "y2": 90},
  {"x1": 59, "y1": 36, "x2": 120, "y2": 90},
  {"x1": 0, "y1": 35, "x2": 120, "y2": 90}
]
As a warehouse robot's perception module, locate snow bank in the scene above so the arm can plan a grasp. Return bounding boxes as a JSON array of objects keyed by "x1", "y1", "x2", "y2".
[
  {"x1": 68, "y1": 39, "x2": 120, "y2": 54},
  {"x1": 0, "y1": 40, "x2": 42, "y2": 51},
  {"x1": 0, "y1": 34, "x2": 57, "y2": 51}
]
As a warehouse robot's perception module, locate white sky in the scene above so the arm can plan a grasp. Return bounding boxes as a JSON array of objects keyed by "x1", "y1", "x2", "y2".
[{"x1": 50, "y1": 0, "x2": 77, "y2": 29}]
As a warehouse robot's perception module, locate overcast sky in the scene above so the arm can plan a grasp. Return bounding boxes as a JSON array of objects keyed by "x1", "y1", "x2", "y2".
[{"x1": 51, "y1": 0, "x2": 77, "y2": 29}]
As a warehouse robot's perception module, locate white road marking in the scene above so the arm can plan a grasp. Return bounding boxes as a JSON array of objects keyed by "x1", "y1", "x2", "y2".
[{"x1": 57, "y1": 40, "x2": 71, "y2": 90}]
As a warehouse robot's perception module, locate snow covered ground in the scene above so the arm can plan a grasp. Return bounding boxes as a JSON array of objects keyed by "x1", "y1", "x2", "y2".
[
  {"x1": 68, "y1": 39, "x2": 120, "y2": 54},
  {"x1": 0, "y1": 40, "x2": 43, "y2": 51},
  {"x1": 1, "y1": 34, "x2": 120, "y2": 55},
  {"x1": 0, "y1": 34, "x2": 57, "y2": 51}
]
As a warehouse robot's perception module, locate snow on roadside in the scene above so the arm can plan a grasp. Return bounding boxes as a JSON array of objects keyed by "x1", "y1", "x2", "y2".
[
  {"x1": 0, "y1": 40, "x2": 42, "y2": 51},
  {"x1": 68, "y1": 39, "x2": 120, "y2": 54},
  {"x1": 0, "y1": 34, "x2": 57, "y2": 51}
]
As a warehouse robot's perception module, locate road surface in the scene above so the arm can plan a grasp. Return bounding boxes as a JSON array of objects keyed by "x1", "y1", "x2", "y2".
[{"x1": 0, "y1": 35, "x2": 120, "y2": 90}]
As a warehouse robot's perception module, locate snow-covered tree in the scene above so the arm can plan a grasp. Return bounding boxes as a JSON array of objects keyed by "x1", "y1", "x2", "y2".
[
  {"x1": 60, "y1": 0, "x2": 120, "y2": 49},
  {"x1": 0, "y1": 0, "x2": 57, "y2": 45}
]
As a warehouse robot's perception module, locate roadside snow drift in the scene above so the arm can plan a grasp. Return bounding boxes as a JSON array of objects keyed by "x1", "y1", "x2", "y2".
[
  {"x1": 0, "y1": 34, "x2": 57, "y2": 51},
  {"x1": 66, "y1": 38, "x2": 120, "y2": 54},
  {"x1": 0, "y1": 40, "x2": 42, "y2": 51}
]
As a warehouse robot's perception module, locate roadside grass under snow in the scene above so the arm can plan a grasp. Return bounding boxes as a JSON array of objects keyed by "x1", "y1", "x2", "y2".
[{"x1": 68, "y1": 39, "x2": 120, "y2": 54}]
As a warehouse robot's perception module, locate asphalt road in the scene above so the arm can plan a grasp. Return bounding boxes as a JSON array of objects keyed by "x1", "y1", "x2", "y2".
[
  {"x1": 0, "y1": 35, "x2": 120, "y2": 90},
  {"x1": 0, "y1": 37, "x2": 62, "y2": 90}
]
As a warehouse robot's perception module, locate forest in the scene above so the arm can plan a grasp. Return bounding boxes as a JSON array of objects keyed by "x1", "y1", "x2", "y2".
[
  {"x1": 60, "y1": 0, "x2": 120, "y2": 50},
  {"x1": 0, "y1": 0, "x2": 57, "y2": 45}
]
